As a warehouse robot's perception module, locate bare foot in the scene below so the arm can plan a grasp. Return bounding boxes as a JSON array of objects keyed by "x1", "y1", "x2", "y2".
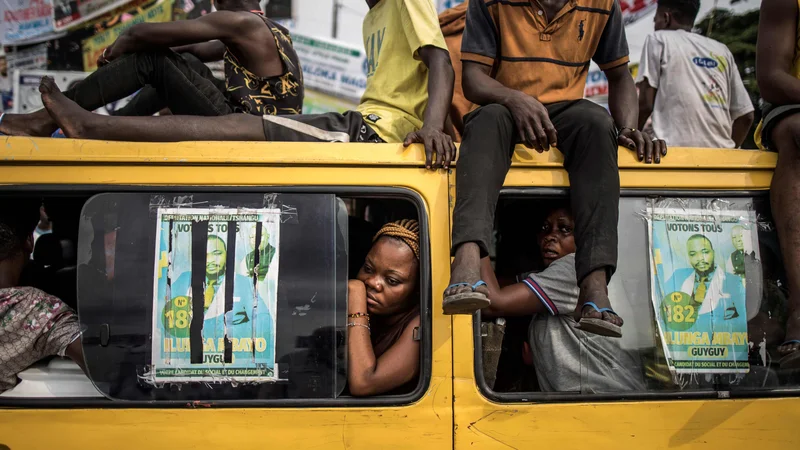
[
  {"x1": 575, "y1": 269, "x2": 624, "y2": 327},
  {"x1": 39, "y1": 76, "x2": 93, "y2": 139},
  {"x1": 0, "y1": 90, "x2": 59, "y2": 136},
  {"x1": 443, "y1": 242, "x2": 490, "y2": 315}
]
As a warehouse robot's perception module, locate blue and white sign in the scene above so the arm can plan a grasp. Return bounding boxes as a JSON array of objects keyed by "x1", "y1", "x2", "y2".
[
  {"x1": 292, "y1": 32, "x2": 368, "y2": 102},
  {"x1": 0, "y1": 0, "x2": 61, "y2": 45}
]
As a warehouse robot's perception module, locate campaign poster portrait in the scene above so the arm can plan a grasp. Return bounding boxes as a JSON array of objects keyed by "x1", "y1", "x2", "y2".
[
  {"x1": 648, "y1": 206, "x2": 758, "y2": 374},
  {"x1": 151, "y1": 208, "x2": 280, "y2": 383}
]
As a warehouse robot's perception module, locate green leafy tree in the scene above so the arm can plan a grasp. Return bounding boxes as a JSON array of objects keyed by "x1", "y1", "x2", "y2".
[{"x1": 697, "y1": 8, "x2": 760, "y2": 148}]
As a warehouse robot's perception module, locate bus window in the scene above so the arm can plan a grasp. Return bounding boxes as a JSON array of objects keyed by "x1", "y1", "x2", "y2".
[
  {"x1": 478, "y1": 193, "x2": 800, "y2": 402},
  {"x1": 1, "y1": 190, "x2": 429, "y2": 405}
]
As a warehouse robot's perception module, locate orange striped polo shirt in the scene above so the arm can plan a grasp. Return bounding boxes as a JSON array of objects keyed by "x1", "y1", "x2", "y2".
[{"x1": 461, "y1": 0, "x2": 630, "y2": 104}]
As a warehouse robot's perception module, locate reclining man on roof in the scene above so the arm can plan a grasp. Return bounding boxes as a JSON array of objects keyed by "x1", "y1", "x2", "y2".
[
  {"x1": 441, "y1": 0, "x2": 667, "y2": 339},
  {"x1": 0, "y1": 0, "x2": 304, "y2": 136},
  {"x1": 27, "y1": 0, "x2": 457, "y2": 170}
]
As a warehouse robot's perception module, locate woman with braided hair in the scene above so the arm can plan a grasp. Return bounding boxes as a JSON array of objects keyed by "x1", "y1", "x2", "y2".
[{"x1": 347, "y1": 219, "x2": 421, "y2": 396}]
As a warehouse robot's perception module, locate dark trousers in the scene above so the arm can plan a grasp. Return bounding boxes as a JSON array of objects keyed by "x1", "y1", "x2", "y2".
[
  {"x1": 112, "y1": 53, "x2": 228, "y2": 117},
  {"x1": 65, "y1": 50, "x2": 231, "y2": 117},
  {"x1": 451, "y1": 100, "x2": 620, "y2": 282}
]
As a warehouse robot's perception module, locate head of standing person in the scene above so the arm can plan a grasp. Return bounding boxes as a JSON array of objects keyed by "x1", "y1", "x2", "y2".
[
  {"x1": 357, "y1": 220, "x2": 420, "y2": 318},
  {"x1": 654, "y1": 0, "x2": 700, "y2": 31}
]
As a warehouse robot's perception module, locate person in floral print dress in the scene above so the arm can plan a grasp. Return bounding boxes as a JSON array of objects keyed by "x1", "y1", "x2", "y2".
[{"x1": 0, "y1": 201, "x2": 85, "y2": 392}]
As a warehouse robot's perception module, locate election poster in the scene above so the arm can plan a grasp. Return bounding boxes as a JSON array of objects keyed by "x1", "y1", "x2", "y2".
[
  {"x1": 151, "y1": 208, "x2": 280, "y2": 383},
  {"x1": 648, "y1": 206, "x2": 758, "y2": 374},
  {"x1": 52, "y1": 0, "x2": 134, "y2": 31},
  {"x1": 81, "y1": 0, "x2": 172, "y2": 71}
]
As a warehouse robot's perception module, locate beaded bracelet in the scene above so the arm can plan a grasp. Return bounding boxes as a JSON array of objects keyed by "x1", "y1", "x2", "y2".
[
  {"x1": 348, "y1": 312, "x2": 369, "y2": 320},
  {"x1": 347, "y1": 322, "x2": 370, "y2": 332}
]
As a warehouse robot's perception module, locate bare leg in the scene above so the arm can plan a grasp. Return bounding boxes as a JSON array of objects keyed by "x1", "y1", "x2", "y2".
[
  {"x1": 444, "y1": 104, "x2": 513, "y2": 315},
  {"x1": 4, "y1": 51, "x2": 231, "y2": 137},
  {"x1": 577, "y1": 270, "x2": 624, "y2": 327},
  {"x1": 39, "y1": 77, "x2": 264, "y2": 142},
  {"x1": 769, "y1": 114, "x2": 800, "y2": 357},
  {"x1": 443, "y1": 243, "x2": 490, "y2": 309},
  {"x1": 0, "y1": 108, "x2": 55, "y2": 137}
]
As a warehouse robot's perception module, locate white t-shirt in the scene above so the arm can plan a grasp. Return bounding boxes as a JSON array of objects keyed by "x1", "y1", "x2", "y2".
[{"x1": 636, "y1": 30, "x2": 754, "y2": 149}]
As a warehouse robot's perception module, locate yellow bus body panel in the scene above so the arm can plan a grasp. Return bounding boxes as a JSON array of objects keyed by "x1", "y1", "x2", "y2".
[
  {"x1": 0, "y1": 139, "x2": 453, "y2": 449},
  {"x1": 452, "y1": 145, "x2": 795, "y2": 450},
  {"x1": 0, "y1": 138, "x2": 794, "y2": 449}
]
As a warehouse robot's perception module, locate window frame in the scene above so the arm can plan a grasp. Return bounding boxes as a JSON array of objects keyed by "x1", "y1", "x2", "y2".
[
  {"x1": 0, "y1": 184, "x2": 433, "y2": 409},
  {"x1": 474, "y1": 187, "x2": 800, "y2": 404}
]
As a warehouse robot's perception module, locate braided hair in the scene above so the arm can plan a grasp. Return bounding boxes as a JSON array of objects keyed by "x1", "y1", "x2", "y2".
[{"x1": 372, "y1": 219, "x2": 420, "y2": 260}]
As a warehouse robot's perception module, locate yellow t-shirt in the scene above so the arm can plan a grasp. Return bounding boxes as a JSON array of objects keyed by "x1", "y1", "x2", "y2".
[
  {"x1": 755, "y1": 0, "x2": 800, "y2": 149},
  {"x1": 356, "y1": 0, "x2": 448, "y2": 143}
]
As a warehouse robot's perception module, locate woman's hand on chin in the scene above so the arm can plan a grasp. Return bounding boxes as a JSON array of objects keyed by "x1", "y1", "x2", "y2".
[{"x1": 348, "y1": 279, "x2": 368, "y2": 314}]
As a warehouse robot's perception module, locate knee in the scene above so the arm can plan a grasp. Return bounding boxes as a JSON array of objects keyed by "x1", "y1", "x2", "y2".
[
  {"x1": 578, "y1": 102, "x2": 616, "y2": 137},
  {"x1": 135, "y1": 49, "x2": 176, "y2": 64},
  {"x1": 771, "y1": 114, "x2": 800, "y2": 155},
  {"x1": 465, "y1": 103, "x2": 513, "y2": 129}
]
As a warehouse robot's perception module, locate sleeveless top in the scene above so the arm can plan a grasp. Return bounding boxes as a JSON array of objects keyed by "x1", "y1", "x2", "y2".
[
  {"x1": 223, "y1": 13, "x2": 304, "y2": 116},
  {"x1": 754, "y1": 0, "x2": 800, "y2": 149},
  {"x1": 369, "y1": 304, "x2": 420, "y2": 395},
  {"x1": 371, "y1": 304, "x2": 420, "y2": 358}
]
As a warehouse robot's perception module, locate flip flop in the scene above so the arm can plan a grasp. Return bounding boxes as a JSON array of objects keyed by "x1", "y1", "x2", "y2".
[
  {"x1": 442, "y1": 280, "x2": 490, "y2": 315},
  {"x1": 779, "y1": 340, "x2": 800, "y2": 369},
  {"x1": 575, "y1": 301, "x2": 623, "y2": 338}
]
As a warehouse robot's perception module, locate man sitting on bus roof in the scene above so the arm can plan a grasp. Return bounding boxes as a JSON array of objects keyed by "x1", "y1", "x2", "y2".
[
  {"x1": 441, "y1": 0, "x2": 667, "y2": 338},
  {"x1": 27, "y1": 0, "x2": 457, "y2": 171},
  {"x1": 0, "y1": 0, "x2": 303, "y2": 136},
  {"x1": 755, "y1": 0, "x2": 800, "y2": 369}
]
